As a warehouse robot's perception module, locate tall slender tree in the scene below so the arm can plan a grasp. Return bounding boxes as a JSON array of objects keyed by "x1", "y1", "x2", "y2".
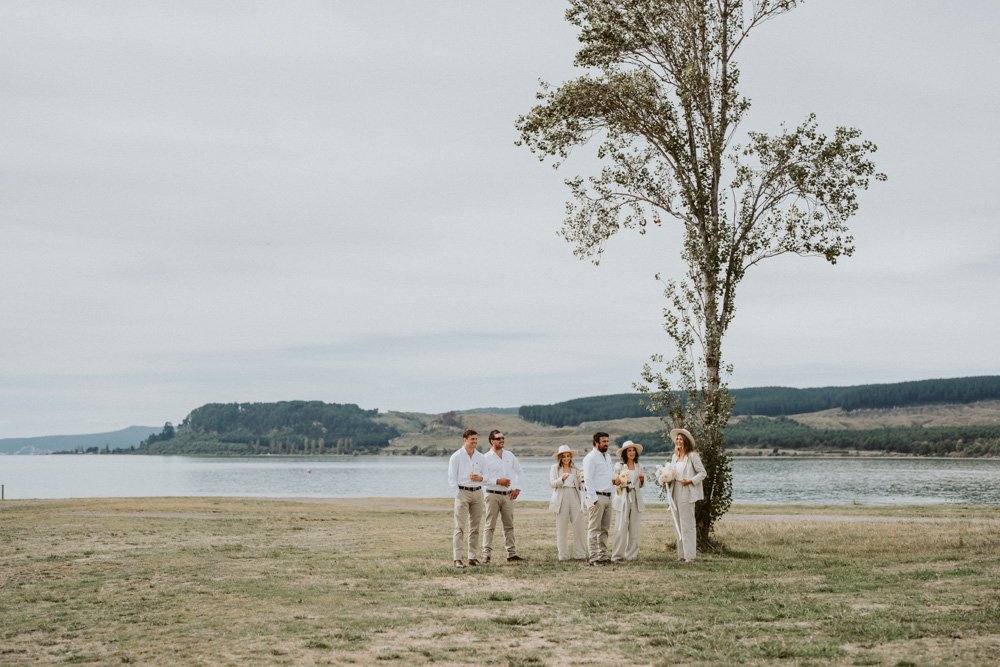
[{"x1": 517, "y1": 0, "x2": 884, "y2": 546}]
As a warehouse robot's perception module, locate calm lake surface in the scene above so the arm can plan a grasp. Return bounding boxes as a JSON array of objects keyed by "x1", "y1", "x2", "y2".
[{"x1": 2, "y1": 455, "x2": 999, "y2": 504}]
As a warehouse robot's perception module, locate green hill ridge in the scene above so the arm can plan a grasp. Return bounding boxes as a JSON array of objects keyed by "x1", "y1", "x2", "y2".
[
  {"x1": 18, "y1": 375, "x2": 1000, "y2": 458},
  {"x1": 519, "y1": 376, "x2": 1000, "y2": 426}
]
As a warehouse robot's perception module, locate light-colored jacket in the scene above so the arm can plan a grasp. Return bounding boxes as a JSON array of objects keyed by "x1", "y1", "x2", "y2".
[
  {"x1": 671, "y1": 451, "x2": 707, "y2": 504},
  {"x1": 548, "y1": 463, "x2": 582, "y2": 514},
  {"x1": 611, "y1": 462, "x2": 645, "y2": 513}
]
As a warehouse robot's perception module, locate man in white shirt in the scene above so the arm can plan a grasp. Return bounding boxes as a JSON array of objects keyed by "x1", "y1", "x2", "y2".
[
  {"x1": 447, "y1": 429, "x2": 487, "y2": 568},
  {"x1": 480, "y1": 429, "x2": 524, "y2": 563},
  {"x1": 582, "y1": 431, "x2": 614, "y2": 565}
]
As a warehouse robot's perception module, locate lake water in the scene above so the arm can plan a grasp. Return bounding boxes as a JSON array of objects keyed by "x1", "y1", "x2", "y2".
[{"x1": 2, "y1": 455, "x2": 999, "y2": 504}]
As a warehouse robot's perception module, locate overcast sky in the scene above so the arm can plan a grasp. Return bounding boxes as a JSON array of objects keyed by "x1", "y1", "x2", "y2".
[{"x1": 2, "y1": 1, "x2": 998, "y2": 438}]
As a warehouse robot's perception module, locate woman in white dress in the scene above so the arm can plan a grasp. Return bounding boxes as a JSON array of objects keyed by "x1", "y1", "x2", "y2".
[
  {"x1": 611, "y1": 440, "x2": 645, "y2": 562},
  {"x1": 668, "y1": 428, "x2": 707, "y2": 562},
  {"x1": 548, "y1": 445, "x2": 587, "y2": 561}
]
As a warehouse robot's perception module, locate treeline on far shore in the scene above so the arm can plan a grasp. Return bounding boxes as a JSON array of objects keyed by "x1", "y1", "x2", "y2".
[
  {"x1": 51, "y1": 376, "x2": 1000, "y2": 457},
  {"x1": 117, "y1": 401, "x2": 400, "y2": 456},
  {"x1": 519, "y1": 376, "x2": 1000, "y2": 427},
  {"x1": 621, "y1": 418, "x2": 1000, "y2": 458}
]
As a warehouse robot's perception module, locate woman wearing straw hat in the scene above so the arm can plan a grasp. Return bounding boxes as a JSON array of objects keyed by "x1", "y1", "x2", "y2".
[
  {"x1": 668, "y1": 428, "x2": 707, "y2": 562},
  {"x1": 548, "y1": 445, "x2": 587, "y2": 561},
  {"x1": 611, "y1": 440, "x2": 646, "y2": 562}
]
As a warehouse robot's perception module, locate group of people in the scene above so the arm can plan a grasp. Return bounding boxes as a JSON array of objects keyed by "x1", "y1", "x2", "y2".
[{"x1": 447, "y1": 427, "x2": 706, "y2": 568}]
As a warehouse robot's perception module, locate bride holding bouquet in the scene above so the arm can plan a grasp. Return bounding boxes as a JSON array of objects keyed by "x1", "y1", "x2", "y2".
[
  {"x1": 611, "y1": 440, "x2": 645, "y2": 562},
  {"x1": 664, "y1": 428, "x2": 707, "y2": 562}
]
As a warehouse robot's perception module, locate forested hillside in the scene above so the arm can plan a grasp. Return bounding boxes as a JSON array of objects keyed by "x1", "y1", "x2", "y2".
[
  {"x1": 131, "y1": 401, "x2": 399, "y2": 456},
  {"x1": 519, "y1": 376, "x2": 1000, "y2": 427},
  {"x1": 620, "y1": 418, "x2": 1000, "y2": 458}
]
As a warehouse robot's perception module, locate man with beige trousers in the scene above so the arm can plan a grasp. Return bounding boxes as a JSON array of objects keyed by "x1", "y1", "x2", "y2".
[
  {"x1": 582, "y1": 431, "x2": 614, "y2": 565},
  {"x1": 446, "y1": 429, "x2": 487, "y2": 568},
  {"x1": 481, "y1": 429, "x2": 524, "y2": 563}
]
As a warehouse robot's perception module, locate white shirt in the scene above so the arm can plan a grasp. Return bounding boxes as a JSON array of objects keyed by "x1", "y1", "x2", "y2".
[
  {"x1": 447, "y1": 447, "x2": 488, "y2": 492},
  {"x1": 483, "y1": 448, "x2": 522, "y2": 493},
  {"x1": 583, "y1": 447, "x2": 614, "y2": 504},
  {"x1": 550, "y1": 463, "x2": 582, "y2": 490},
  {"x1": 672, "y1": 457, "x2": 689, "y2": 478},
  {"x1": 672, "y1": 454, "x2": 702, "y2": 481}
]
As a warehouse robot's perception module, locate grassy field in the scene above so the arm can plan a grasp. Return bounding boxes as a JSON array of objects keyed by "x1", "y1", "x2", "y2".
[{"x1": 1, "y1": 498, "x2": 998, "y2": 666}]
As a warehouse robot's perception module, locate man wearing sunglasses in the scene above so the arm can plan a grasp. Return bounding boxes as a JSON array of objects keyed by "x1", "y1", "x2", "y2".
[{"x1": 480, "y1": 429, "x2": 525, "y2": 563}]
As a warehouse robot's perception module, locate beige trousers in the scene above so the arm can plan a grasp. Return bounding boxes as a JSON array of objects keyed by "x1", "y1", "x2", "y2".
[
  {"x1": 672, "y1": 485, "x2": 697, "y2": 560},
  {"x1": 554, "y1": 488, "x2": 587, "y2": 560},
  {"x1": 452, "y1": 488, "x2": 484, "y2": 561},
  {"x1": 611, "y1": 490, "x2": 641, "y2": 561},
  {"x1": 482, "y1": 492, "x2": 516, "y2": 559},
  {"x1": 586, "y1": 494, "x2": 612, "y2": 562}
]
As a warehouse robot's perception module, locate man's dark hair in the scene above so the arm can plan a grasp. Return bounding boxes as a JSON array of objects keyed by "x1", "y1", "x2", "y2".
[
  {"x1": 462, "y1": 429, "x2": 478, "y2": 439},
  {"x1": 488, "y1": 429, "x2": 504, "y2": 442},
  {"x1": 593, "y1": 431, "x2": 609, "y2": 446}
]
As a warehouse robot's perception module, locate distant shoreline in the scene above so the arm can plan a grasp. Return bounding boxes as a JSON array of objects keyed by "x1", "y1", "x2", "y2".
[{"x1": 29, "y1": 450, "x2": 1000, "y2": 461}]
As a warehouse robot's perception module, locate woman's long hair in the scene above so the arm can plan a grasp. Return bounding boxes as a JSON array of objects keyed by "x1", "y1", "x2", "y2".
[
  {"x1": 558, "y1": 453, "x2": 576, "y2": 469},
  {"x1": 676, "y1": 433, "x2": 695, "y2": 456}
]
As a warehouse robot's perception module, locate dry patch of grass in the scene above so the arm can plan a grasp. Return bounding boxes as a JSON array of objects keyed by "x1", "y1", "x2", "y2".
[
  {"x1": 380, "y1": 412, "x2": 664, "y2": 457},
  {"x1": 1, "y1": 497, "x2": 998, "y2": 665}
]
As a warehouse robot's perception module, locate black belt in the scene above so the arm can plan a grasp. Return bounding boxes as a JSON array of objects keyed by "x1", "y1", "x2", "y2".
[
  {"x1": 458, "y1": 485, "x2": 481, "y2": 492},
  {"x1": 487, "y1": 489, "x2": 511, "y2": 495},
  {"x1": 597, "y1": 491, "x2": 611, "y2": 497}
]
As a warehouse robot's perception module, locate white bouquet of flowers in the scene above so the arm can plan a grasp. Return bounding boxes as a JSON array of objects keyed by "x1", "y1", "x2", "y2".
[
  {"x1": 614, "y1": 467, "x2": 632, "y2": 495},
  {"x1": 653, "y1": 464, "x2": 676, "y2": 500}
]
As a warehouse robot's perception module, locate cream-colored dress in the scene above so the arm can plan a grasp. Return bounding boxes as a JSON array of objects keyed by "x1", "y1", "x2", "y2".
[
  {"x1": 611, "y1": 462, "x2": 644, "y2": 561},
  {"x1": 670, "y1": 452, "x2": 705, "y2": 560},
  {"x1": 549, "y1": 463, "x2": 586, "y2": 560}
]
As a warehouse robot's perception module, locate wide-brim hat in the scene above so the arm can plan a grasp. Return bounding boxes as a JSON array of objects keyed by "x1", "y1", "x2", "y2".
[
  {"x1": 669, "y1": 428, "x2": 696, "y2": 449},
  {"x1": 616, "y1": 440, "x2": 643, "y2": 455},
  {"x1": 552, "y1": 444, "x2": 576, "y2": 460}
]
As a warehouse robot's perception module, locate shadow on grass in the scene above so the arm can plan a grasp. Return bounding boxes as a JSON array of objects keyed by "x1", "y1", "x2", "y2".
[{"x1": 710, "y1": 542, "x2": 765, "y2": 560}]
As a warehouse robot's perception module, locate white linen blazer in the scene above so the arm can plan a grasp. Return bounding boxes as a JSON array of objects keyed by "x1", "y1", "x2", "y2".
[
  {"x1": 610, "y1": 462, "x2": 645, "y2": 513},
  {"x1": 548, "y1": 463, "x2": 582, "y2": 514},
  {"x1": 670, "y1": 451, "x2": 707, "y2": 504}
]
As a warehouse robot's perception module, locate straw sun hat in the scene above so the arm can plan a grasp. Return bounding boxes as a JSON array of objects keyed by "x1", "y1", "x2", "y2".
[
  {"x1": 552, "y1": 445, "x2": 576, "y2": 460},
  {"x1": 615, "y1": 440, "x2": 643, "y2": 456},
  {"x1": 669, "y1": 428, "x2": 697, "y2": 449}
]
